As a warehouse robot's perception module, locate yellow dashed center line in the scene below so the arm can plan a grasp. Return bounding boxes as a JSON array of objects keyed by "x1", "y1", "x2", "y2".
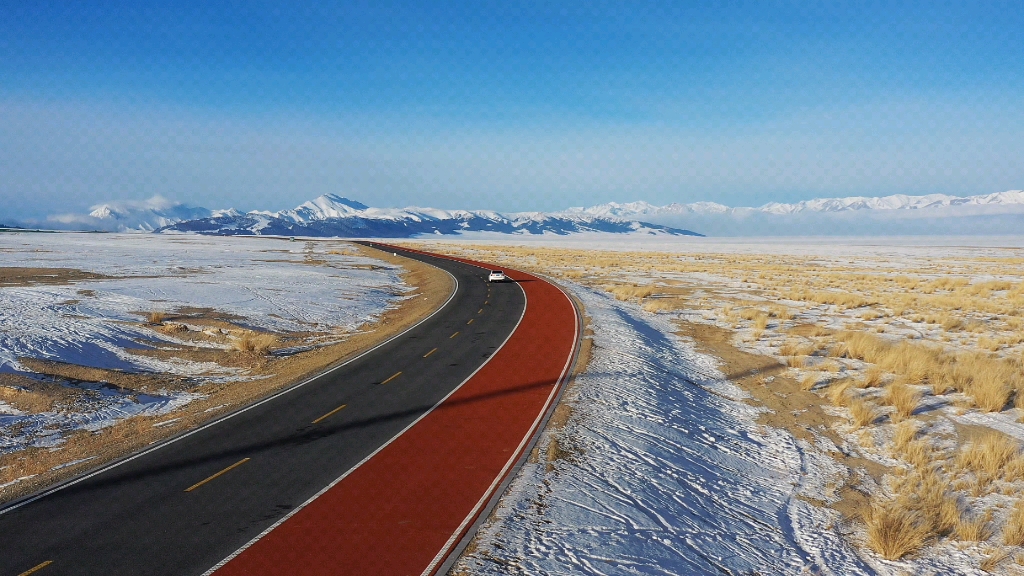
[
  {"x1": 185, "y1": 458, "x2": 250, "y2": 492},
  {"x1": 380, "y1": 371, "x2": 402, "y2": 385},
  {"x1": 484, "y1": 300, "x2": 489, "y2": 305},
  {"x1": 423, "y1": 347, "x2": 438, "y2": 358},
  {"x1": 477, "y1": 308, "x2": 483, "y2": 314},
  {"x1": 18, "y1": 561, "x2": 52, "y2": 576},
  {"x1": 450, "y1": 331, "x2": 459, "y2": 339},
  {"x1": 466, "y1": 319, "x2": 474, "y2": 325},
  {"x1": 312, "y1": 404, "x2": 347, "y2": 424}
]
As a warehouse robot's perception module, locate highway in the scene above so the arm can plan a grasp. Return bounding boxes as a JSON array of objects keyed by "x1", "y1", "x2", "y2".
[{"x1": 0, "y1": 245, "x2": 527, "y2": 576}]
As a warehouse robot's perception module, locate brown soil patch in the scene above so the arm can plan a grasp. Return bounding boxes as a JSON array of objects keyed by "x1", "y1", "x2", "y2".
[
  {"x1": 0, "y1": 267, "x2": 114, "y2": 287},
  {"x1": 0, "y1": 243, "x2": 453, "y2": 504}
]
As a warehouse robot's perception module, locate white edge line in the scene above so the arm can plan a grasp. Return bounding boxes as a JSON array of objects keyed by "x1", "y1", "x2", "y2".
[
  {"x1": 420, "y1": 274, "x2": 580, "y2": 576},
  {"x1": 199, "y1": 252, "x2": 529, "y2": 576},
  {"x1": 0, "y1": 245, "x2": 458, "y2": 516}
]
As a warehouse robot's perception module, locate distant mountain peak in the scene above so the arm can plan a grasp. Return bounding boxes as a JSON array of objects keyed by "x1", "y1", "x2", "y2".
[{"x1": 154, "y1": 195, "x2": 701, "y2": 238}]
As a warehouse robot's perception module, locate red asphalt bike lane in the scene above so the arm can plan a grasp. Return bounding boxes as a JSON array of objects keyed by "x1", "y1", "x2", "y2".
[{"x1": 211, "y1": 248, "x2": 580, "y2": 576}]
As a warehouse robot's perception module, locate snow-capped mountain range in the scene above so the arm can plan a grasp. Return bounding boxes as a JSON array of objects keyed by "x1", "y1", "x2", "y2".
[
  {"x1": 568, "y1": 190, "x2": 1024, "y2": 219},
  {"x1": 35, "y1": 189, "x2": 1024, "y2": 237},
  {"x1": 44, "y1": 194, "x2": 699, "y2": 236}
]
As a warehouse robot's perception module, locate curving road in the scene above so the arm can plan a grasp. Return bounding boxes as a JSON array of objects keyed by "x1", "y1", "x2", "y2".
[{"x1": 0, "y1": 244, "x2": 579, "y2": 576}]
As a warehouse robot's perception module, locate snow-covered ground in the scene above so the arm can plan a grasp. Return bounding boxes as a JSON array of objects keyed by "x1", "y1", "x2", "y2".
[
  {"x1": 0, "y1": 232, "x2": 406, "y2": 375},
  {"x1": 456, "y1": 284, "x2": 870, "y2": 575},
  {"x1": 0, "y1": 232, "x2": 406, "y2": 460}
]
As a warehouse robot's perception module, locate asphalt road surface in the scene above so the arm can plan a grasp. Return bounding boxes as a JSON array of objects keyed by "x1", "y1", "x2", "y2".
[{"x1": 0, "y1": 245, "x2": 525, "y2": 576}]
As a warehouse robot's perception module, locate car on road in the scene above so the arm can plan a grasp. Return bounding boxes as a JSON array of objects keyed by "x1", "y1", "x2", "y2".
[{"x1": 488, "y1": 270, "x2": 507, "y2": 282}]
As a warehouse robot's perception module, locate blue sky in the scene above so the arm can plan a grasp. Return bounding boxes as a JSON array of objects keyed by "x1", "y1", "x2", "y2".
[{"x1": 1, "y1": 1, "x2": 1022, "y2": 219}]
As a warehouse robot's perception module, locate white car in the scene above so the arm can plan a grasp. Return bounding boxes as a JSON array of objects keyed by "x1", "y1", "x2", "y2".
[{"x1": 488, "y1": 270, "x2": 507, "y2": 282}]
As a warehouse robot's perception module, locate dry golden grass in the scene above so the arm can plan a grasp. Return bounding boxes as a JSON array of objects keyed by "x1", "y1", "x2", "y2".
[
  {"x1": 821, "y1": 359, "x2": 842, "y2": 373},
  {"x1": 864, "y1": 500, "x2": 930, "y2": 560},
  {"x1": 892, "y1": 420, "x2": 919, "y2": 452},
  {"x1": 900, "y1": 440, "x2": 935, "y2": 470},
  {"x1": 738, "y1": 308, "x2": 763, "y2": 321},
  {"x1": 835, "y1": 331, "x2": 1018, "y2": 412},
  {"x1": 955, "y1": 510, "x2": 993, "y2": 542},
  {"x1": 231, "y1": 331, "x2": 279, "y2": 355},
  {"x1": 828, "y1": 379, "x2": 853, "y2": 407},
  {"x1": 849, "y1": 397, "x2": 880, "y2": 428},
  {"x1": 752, "y1": 313, "x2": 769, "y2": 332},
  {"x1": 1004, "y1": 500, "x2": 1024, "y2": 546},
  {"x1": 862, "y1": 366, "x2": 886, "y2": 388},
  {"x1": 956, "y1": 432, "x2": 1021, "y2": 486},
  {"x1": 885, "y1": 382, "x2": 922, "y2": 420},
  {"x1": 981, "y1": 548, "x2": 1009, "y2": 573},
  {"x1": 642, "y1": 298, "x2": 686, "y2": 313},
  {"x1": 891, "y1": 467, "x2": 959, "y2": 537},
  {"x1": 146, "y1": 311, "x2": 166, "y2": 325},
  {"x1": 608, "y1": 284, "x2": 655, "y2": 301},
  {"x1": 800, "y1": 373, "x2": 819, "y2": 391}
]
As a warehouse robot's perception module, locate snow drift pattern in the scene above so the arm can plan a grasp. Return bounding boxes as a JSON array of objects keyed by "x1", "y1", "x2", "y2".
[{"x1": 456, "y1": 286, "x2": 870, "y2": 575}]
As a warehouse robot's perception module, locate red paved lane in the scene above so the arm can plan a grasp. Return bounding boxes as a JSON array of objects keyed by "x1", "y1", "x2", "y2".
[{"x1": 214, "y1": 249, "x2": 579, "y2": 576}]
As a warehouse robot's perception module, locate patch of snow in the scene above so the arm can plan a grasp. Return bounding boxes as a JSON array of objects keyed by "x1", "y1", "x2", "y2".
[
  {"x1": 456, "y1": 285, "x2": 867, "y2": 574},
  {"x1": 0, "y1": 233, "x2": 407, "y2": 374}
]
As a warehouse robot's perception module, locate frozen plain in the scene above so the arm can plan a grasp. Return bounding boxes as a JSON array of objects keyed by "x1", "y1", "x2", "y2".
[{"x1": 0, "y1": 232, "x2": 406, "y2": 459}]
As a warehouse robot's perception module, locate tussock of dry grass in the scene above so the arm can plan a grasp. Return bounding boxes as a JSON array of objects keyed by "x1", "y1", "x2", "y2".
[
  {"x1": 828, "y1": 379, "x2": 853, "y2": 407},
  {"x1": 147, "y1": 311, "x2": 166, "y2": 325},
  {"x1": 231, "y1": 331, "x2": 279, "y2": 355},
  {"x1": 836, "y1": 331, "x2": 1019, "y2": 412},
  {"x1": 981, "y1": 548, "x2": 1009, "y2": 573},
  {"x1": 864, "y1": 500, "x2": 930, "y2": 560},
  {"x1": 891, "y1": 467, "x2": 959, "y2": 537},
  {"x1": 608, "y1": 284, "x2": 655, "y2": 301},
  {"x1": 1004, "y1": 501, "x2": 1024, "y2": 546},
  {"x1": 892, "y1": 420, "x2": 919, "y2": 452},
  {"x1": 862, "y1": 366, "x2": 886, "y2": 388},
  {"x1": 642, "y1": 298, "x2": 686, "y2": 313},
  {"x1": 900, "y1": 440, "x2": 934, "y2": 470},
  {"x1": 956, "y1": 432, "x2": 1022, "y2": 486},
  {"x1": 768, "y1": 305, "x2": 792, "y2": 320},
  {"x1": 885, "y1": 382, "x2": 922, "y2": 420},
  {"x1": 799, "y1": 373, "x2": 819, "y2": 391},
  {"x1": 849, "y1": 397, "x2": 880, "y2": 428},
  {"x1": 956, "y1": 510, "x2": 993, "y2": 542}
]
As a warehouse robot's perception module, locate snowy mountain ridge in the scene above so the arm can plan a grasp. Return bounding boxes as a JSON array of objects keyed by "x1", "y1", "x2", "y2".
[
  {"x1": 570, "y1": 190, "x2": 1024, "y2": 218},
  {"x1": 37, "y1": 189, "x2": 1024, "y2": 236},
  {"x1": 159, "y1": 193, "x2": 697, "y2": 237}
]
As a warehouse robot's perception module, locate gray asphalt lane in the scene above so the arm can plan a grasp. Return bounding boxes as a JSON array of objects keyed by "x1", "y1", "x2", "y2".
[{"x1": 0, "y1": 245, "x2": 524, "y2": 576}]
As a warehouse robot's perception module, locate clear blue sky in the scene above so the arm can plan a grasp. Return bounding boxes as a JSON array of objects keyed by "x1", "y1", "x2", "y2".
[{"x1": 1, "y1": 1, "x2": 1022, "y2": 219}]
